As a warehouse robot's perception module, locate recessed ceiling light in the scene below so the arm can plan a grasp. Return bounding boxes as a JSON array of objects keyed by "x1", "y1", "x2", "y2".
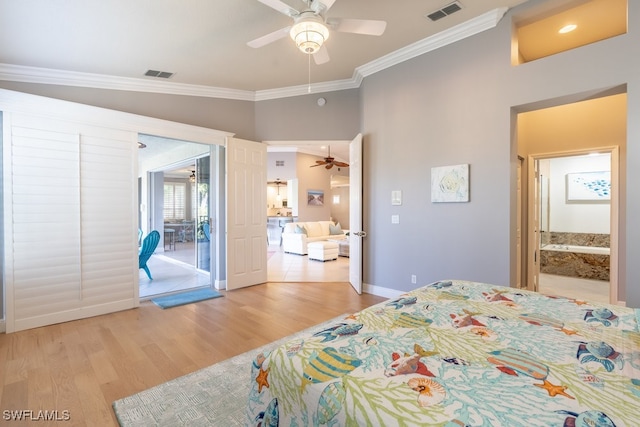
[{"x1": 559, "y1": 24, "x2": 577, "y2": 34}]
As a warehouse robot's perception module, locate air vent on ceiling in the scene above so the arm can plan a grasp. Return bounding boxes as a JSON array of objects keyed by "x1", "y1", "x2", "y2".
[
  {"x1": 144, "y1": 69, "x2": 174, "y2": 79},
  {"x1": 275, "y1": 160, "x2": 285, "y2": 167},
  {"x1": 426, "y1": 1, "x2": 462, "y2": 22}
]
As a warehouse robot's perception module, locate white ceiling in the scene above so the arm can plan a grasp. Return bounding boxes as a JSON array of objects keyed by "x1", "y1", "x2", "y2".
[{"x1": 0, "y1": 0, "x2": 530, "y2": 99}]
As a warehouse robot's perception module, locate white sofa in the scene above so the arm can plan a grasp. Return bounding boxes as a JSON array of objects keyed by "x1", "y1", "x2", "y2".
[{"x1": 282, "y1": 221, "x2": 346, "y2": 255}]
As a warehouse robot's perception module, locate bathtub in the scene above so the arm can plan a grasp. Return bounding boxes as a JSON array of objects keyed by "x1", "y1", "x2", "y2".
[
  {"x1": 541, "y1": 244, "x2": 610, "y2": 256},
  {"x1": 540, "y1": 244, "x2": 610, "y2": 281}
]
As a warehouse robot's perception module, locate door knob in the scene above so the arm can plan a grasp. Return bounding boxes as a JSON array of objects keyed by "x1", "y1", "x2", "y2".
[{"x1": 353, "y1": 231, "x2": 367, "y2": 237}]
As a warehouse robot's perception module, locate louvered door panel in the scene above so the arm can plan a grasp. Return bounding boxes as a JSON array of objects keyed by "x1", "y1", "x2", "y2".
[
  {"x1": 80, "y1": 132, "x2": 136, "y2": 304},
  {"x1": 6, "y1": 114, "x2": 137, "y2": 332},
  {"x1": 9, "y1": 123, "x2": 82, "y2": 326}
]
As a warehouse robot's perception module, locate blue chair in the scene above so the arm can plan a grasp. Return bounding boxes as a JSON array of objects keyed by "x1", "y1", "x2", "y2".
[
  {"x1": 139, "y1": 230, "x2": 160, "y2": 280},
  {"x1": 203, "y1": 223, "x2": 210, "y2": 241}
]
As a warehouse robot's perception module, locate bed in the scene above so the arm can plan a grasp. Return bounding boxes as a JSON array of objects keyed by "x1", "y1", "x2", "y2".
[{"x1": 245, "y1": 280, "x2": 640, "y2": 426}]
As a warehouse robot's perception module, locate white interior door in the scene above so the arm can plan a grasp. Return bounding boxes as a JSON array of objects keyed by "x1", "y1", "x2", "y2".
[
  {"x1": 349, "y1": 134, "x2": 363, "y2": 294},
  {"x1": 226, "y1": 137, "x2": 267, "y2": 290}
]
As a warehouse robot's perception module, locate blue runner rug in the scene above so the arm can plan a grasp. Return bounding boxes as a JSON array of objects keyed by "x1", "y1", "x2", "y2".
[{"x1": 151, "y1": 288, "x2": 223, "y2": 309}]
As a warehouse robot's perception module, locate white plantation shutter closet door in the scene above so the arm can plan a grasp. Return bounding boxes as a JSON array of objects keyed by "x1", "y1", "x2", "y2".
[{"x1": 5, "y1": 113, "x2": 137, "y2": 332}]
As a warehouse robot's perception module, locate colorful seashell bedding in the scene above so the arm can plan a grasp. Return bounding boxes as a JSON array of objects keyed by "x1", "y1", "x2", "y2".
[{"x1": 246, "y1": 280, "x2": 640, "y2": 426}]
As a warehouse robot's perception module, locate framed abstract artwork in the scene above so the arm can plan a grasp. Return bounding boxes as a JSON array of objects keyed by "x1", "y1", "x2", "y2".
[
  {"x1": 566, "y1": 171, "x2": 611, "y2": 201},
  {"x1": 431, "y1": 164, "x2": 469, "y2": 203}
]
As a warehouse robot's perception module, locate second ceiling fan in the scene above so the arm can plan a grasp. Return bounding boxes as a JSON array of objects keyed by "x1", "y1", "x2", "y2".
[
  {"x1": 311, "y1": 146, "x2": 349, "y2": 169},
  {"x1": 247, "y1": 0, "x2": 387, "y2": 64}
]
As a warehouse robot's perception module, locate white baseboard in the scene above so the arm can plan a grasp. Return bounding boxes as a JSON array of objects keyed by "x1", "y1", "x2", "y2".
[
  {"x1": 363, "y1": 283, "x2": 404, "y2": 299},
  {"x1": 0, "y1": 319, "x2": 6, "y2": 333}
]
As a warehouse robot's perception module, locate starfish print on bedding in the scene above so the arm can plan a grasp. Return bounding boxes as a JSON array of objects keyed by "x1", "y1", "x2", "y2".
[
  {"x1": 256, "y1": 366, "x2": 270, "y2": 392},
  {"x1": 534, "y1": 379, "x2": 574, "y2": 399}
]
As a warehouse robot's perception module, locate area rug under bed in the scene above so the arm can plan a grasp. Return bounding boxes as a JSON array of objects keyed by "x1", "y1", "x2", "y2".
[{"x1": 112, "y1": 314, "x2": 348, "y2": 426}]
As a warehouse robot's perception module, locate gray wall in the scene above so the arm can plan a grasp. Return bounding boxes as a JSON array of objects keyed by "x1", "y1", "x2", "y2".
[
  {"x1": 0, "y1": 82, "x2": 257, "y2": 141},
  {"x1": 1, "y1": 0, "x2": 639, "y2": 306},
  {"x1": 359, "y1": 0, "x2": 640, "y2": 306},
  {"x1": 255, "y1": 89, "x2": 360, "y2": 140}
]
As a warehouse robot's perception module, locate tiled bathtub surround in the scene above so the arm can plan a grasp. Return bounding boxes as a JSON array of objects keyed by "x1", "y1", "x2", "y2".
[
  {"x1": 540, "y1": 232, "x2": 610, "y2": 281},
  {"x1": 541, "y1": 232, "x2": 610, "y2": 248}
]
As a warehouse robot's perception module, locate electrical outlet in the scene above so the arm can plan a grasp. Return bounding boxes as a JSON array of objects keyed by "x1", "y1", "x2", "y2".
[{"x1": 411, "y1": 275, "x2": 417, "y2": 284}]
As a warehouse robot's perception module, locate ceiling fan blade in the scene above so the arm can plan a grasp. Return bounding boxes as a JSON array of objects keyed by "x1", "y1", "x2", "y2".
[
  {"x1": 325, "y1": 163, "x2": 334, "y2": 169},
  {"x1": 314, "y1": 45, "x2": 330, "y2": 65},
  {"x1": 255, "y1": 0, "x2": 299, "y2": 17},
  {"x1": 334, "y1": 161, "x2": 349, "y2": 167},
  {"x1": 247, "y1": 26, "x2": 291, "y2": 48},
  {"x1": 315, "y1": 160, "x2": 327, "y2": 164},
  {"x1": 329, "y1": 18, "x2": 387, "y2": 36}
]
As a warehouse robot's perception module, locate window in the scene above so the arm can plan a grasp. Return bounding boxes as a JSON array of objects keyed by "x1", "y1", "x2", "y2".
[{"x1": 164, "y1": 182, "x2": 186, "y2": 220}]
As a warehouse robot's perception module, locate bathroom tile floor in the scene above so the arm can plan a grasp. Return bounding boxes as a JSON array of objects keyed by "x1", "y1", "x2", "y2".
[{"x1": 538, "y1": 273, "x2": 610, "y2": 304}]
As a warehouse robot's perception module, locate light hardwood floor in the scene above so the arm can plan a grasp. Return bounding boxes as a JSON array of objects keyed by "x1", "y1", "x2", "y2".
[{"x1": 0, "y1": 282, "x2": 385, "y2": 426}]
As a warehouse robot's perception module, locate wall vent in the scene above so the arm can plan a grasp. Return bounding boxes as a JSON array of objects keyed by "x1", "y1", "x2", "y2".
[
  {"x1": 144, "y1": 69, "x2": 174, "y2": 79},
  {"x1": 275, "y1": 160, "x2": 285, "y2": 167},
  {"x1": 426, "y1": 1, "x2": 462, "y2": 22}
]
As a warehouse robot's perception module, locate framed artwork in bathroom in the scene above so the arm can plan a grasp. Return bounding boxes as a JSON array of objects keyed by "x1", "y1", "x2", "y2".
[{"x1": 566, "y1": 171, "x2": 611, "y2": 202}]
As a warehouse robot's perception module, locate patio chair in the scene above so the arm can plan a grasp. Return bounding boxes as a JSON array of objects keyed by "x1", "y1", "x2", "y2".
[
  {"x1": 139, "y1": 230, "x2": 160, "y2": 280},
  {"x1": 203, "y1": 223, "x2": 211, "y2": 241}
]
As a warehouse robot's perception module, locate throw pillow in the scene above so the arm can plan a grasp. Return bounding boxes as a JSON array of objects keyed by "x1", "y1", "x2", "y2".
[
  {"x1": 329, "y1": 223, "x2": 343, "y2": 235},
  {"x1": 295, "y1": 225, "x2": 308, "y2": 235}
]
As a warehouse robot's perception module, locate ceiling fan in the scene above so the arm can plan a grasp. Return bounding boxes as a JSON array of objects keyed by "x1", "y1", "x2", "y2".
[
  {"x1": 310, "y1": 146, "x2": 349, "y2": 169},
  {"x1": 247, "y1": 0, "x2": 387, "y2": 64}
]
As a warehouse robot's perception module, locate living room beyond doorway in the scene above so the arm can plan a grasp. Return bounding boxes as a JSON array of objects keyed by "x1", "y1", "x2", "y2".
[{"x1": 267, "y1": 244, "x2": 349, "y2": 282}]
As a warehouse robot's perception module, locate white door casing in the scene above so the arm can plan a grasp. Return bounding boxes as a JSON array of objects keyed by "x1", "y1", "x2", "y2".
[
  {"x1": 527, "y1": 147, "x2": 619, "y2": 304},
  {"x1": 349, "y1": 134, "x2": 363, "y2": 294},
  {"x1": 527, "y1": 156, "x2": 540, "y2": 293},
  {"x1": 226, "y1": 137, "x2": 268, "y2": 290}
]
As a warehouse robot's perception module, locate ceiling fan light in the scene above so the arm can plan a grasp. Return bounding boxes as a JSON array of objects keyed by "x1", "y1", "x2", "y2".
[{"x1": 290, "y1": 17, "x2": 329, "y2": 54}]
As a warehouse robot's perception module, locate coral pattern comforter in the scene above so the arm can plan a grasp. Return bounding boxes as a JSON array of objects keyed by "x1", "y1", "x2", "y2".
[{"x1": 246, "y1": 280, "x2": 640, "y2": 426}]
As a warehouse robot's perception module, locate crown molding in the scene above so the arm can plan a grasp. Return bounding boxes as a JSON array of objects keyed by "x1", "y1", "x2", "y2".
[
  {"x1": 356, "y1": 7, "x2": 508, "y2": 79},
  {"x1": 0, "y1": 63, "x2": 257, "y2": 101},
  {"x1": 0, "y1": 8, "x2": 508, "y2": 102}
]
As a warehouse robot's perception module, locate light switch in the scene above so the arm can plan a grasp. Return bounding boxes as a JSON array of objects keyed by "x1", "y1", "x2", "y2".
[
  {"x1": 391, "y1": 190, "x2": 402, "y2": 206},
  {"x1": 391, "y1": 214, "x2": 400, "y2": 224}
]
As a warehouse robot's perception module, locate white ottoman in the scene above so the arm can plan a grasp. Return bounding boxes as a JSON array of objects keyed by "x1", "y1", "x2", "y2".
[{"x1": 308, "y1": 241, "x2": 339, "y2": 262}]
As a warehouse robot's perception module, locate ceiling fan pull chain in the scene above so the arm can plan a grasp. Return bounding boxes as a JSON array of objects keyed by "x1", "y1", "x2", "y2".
[{"x1": 307, "y1": 52, "x2": 311, "y2": 93}]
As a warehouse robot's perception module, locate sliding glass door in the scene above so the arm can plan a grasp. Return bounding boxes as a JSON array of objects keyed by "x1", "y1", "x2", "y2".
[{"x1": 196, "y1": 156, "x2": 211, "y2": 273}]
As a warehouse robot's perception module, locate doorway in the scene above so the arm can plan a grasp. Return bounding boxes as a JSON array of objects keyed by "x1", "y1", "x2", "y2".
[
  {"x1": 138, "y1": 133, "x2": 213, "y2": 298},
  {"x1": 528, "y1": 150, "x2": 617, "y2": 304},
  {"x1": 265, "y1": 141, "x2": 351, "y2": 283},
  {"x1": 517, "y1": 92, "x2": 625, "y2": 305}
]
